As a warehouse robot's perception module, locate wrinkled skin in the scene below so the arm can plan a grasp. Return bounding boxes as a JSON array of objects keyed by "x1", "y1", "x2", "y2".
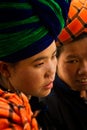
[{"x1": 57, "y1": 37, "x2": 87, "y2": 99}]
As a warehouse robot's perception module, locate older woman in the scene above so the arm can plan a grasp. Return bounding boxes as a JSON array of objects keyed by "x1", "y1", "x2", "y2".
[{"x1": 37, "y1": 0, "x2": 87, "y2": 130}]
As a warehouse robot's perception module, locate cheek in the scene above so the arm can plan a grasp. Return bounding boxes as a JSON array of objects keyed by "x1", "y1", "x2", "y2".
[
  {"x1": 64, "y1": 66, "x2": 72, "y2": 74},
  {"x1": 23, "y1": 69, "x2": 43, "y2": 85},
  {"x1": 58, "y1": 64, "x2": 73, "y2": 80},
  {"x1": 17, "y1": 70, "x2": 43, "y2": 93},
  {"x1": 23, "y1": 71, "x2": 44, "y2": 95}
]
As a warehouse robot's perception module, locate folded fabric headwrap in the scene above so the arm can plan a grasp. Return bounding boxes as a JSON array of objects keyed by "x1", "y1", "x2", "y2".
[
  {"x1": 57, "y1": 0, "x2": 87, "y2": 46},
  {"x1": 0, "y1": 89, "x2": 38, "y2": 130},
  {"x1": 0, "y1": 0, "x2": 71, "y2": 62}
]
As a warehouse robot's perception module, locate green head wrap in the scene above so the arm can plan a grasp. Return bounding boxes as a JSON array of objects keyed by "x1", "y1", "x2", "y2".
[{"x1": 0, "y1": 0, "x2": 71, "y2": 62}]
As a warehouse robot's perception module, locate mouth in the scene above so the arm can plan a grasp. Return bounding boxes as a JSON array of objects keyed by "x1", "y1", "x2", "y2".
[
  {"x1": 44, "y1": 81, "x2": 53, "y2": 89},
  {"x1": 79, "y1": 78, "x2": 87, "y2": 84},
  {"x1": 77, "y1": 78, "x2": 87, "y2": 90}
]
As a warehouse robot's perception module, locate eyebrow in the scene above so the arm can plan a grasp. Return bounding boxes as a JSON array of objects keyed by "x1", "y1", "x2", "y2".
[
  {"x1": 32, "y1": 49, "x2": 57, "y2": 63},
  {"x1": 66, "y1": 55, "x2": 79, "y2": 59}
]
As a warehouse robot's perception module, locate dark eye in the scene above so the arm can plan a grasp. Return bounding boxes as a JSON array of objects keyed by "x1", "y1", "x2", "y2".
[
  {"x1": 34, "y1": 62, "x2": 44, "y2": 67},
  {"x1": 52, "y1": 52, "x2": 57, "y2": 59},
  {"x1": 67, "y1": 59, "x2": 79, "y2": 63}
]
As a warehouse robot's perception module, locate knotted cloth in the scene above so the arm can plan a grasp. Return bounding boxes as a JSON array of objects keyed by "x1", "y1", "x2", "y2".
[
  {"x1": 57, "y1": 0, "x2": 87, "y2": 46},
  {"x1": 0, "y1": 0, "x2": 71, "y2": 62},
  {"x1": 0, "y1": 89, "x2": 38, "y2": 130}
]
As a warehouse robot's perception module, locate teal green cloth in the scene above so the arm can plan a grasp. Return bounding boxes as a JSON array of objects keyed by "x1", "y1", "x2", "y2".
[{"x1": 0, "y1": 0, "x2": 71, "y2": 62}]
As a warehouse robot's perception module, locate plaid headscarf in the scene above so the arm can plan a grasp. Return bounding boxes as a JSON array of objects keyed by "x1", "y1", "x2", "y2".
[
  {"x1": 57, "y1": 0, "x2": 87, "y2": 46},
  {"x1": 0, "y1": 89, "x2": 38, "y2": 130},
  {"x1": 0, "y1": 0, "x2": 71, "y2": 62}
]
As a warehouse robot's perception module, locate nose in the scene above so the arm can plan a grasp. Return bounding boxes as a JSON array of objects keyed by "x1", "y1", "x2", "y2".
[
  {"x1": 78, "y1": 61, "x2": 87, "y2": 75},
  {"x1": 44, "y1": 59, "x2": 57, "y2": 79}
]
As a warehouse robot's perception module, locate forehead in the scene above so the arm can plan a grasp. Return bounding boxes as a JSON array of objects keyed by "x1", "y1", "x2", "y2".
[
  {"x1": 59, "y1": 37, "x2": 87, "y2": 59},
  {"x1": 63, "y1": 37, "x2": 87, "y2": 51}
]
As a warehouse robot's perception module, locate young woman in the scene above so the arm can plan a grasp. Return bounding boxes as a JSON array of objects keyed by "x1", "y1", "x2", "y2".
[{"x1": 0, "y1": 0, "x2": 71, "y2": 129}]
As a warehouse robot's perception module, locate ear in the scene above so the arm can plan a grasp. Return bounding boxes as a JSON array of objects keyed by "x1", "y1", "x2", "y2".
[{"x1": 0, "y1": 61, "x2": 10, "y2": 78}]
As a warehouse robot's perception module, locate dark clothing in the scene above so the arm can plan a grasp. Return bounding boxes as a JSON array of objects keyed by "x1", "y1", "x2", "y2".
[{"x1": 36, "y1": 75, "x2": 87, "y2": 130}]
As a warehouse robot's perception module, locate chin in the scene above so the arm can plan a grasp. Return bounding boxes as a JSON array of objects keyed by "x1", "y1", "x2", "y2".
[{"x1": 41, "y1": 89, "x2": 52, "y2": 97}]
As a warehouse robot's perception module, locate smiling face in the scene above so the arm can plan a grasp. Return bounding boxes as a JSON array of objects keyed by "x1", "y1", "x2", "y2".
[
  {"x1": 57, "y1": 36, "x2": 87, "y2": 91},
  {"x1": 6, "y1": 41, "x2": 57, "y2": 97}
]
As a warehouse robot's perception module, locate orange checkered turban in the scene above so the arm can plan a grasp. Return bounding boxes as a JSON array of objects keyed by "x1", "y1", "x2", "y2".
[{"x1": 57, "y1": 0, "x2": 87, "y2": 46}]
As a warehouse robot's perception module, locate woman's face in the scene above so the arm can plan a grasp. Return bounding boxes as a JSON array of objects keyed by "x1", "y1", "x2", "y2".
[
  {"x1": 57, "y1": 37, "x2": 87, "y2": 91},
  {"x1": 8, "y1": 41, "x2": 57, "y2": 97}
]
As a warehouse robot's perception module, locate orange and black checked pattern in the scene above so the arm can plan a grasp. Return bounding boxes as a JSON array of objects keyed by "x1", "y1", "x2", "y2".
[
  {"x1": 0, "y1": 89, "x2": 38, "y2": 130},
  {"x1": 57, "y1": 0, "x2": 87, "y2": 46}
]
